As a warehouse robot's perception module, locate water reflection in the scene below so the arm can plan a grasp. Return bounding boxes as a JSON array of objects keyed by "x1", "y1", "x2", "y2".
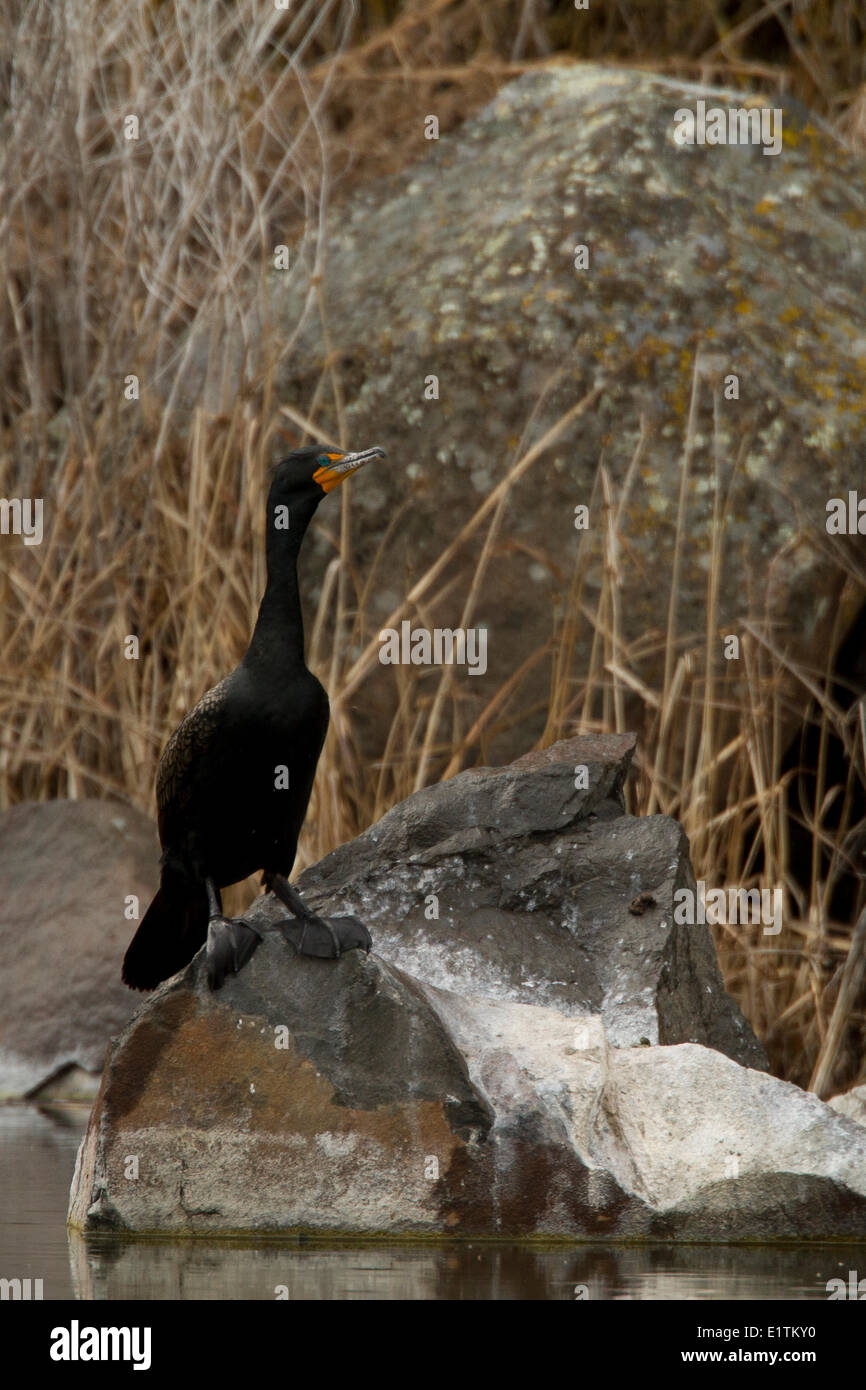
[
  {"x1": 66, "y1": 1233, "x2": 866, "y2": 1301},
  {"x1": 0, "y1": 1102, "x2": 88, "y2": 1299},
  {"x1": 3, "y1": 1105, "x2": 866, "y2": 1300}
]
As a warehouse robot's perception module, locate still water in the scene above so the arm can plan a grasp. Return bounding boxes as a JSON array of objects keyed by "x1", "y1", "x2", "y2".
[{"x1": 2, "y1": 1103, "x2": 864, "y2": 1300}]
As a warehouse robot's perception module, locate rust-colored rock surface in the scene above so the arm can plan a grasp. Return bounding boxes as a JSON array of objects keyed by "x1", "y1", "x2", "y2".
[{"x1": 68, "y1": 941, "x2": 495, "y2": 1235}]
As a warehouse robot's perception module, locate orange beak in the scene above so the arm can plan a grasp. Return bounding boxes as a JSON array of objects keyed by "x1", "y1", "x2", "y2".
[{"x1": 313, "y1": 445, "x2": 386, "y2": 493}]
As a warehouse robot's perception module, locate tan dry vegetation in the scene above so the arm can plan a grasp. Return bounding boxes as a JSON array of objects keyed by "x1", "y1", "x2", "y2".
[{"x1": 1, "y1": 0, "x2": 865, "y2": 1093}]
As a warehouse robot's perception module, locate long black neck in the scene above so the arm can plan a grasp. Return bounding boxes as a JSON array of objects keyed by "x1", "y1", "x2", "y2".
[{"x1": 244, "y1": 490, "x2": 319, "y2": 677}]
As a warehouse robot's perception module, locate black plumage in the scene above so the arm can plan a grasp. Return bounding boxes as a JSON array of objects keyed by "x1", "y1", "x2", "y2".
[{"x1": 122, "y1": 443, "x2": 385, "y2": 991}]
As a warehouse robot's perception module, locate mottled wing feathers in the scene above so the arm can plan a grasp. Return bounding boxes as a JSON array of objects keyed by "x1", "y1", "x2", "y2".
[{"x1": 156, "y1": 676, "x2": 233, "y2": 839}]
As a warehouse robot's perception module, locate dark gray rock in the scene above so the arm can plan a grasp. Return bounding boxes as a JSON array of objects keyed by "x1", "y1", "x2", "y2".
[
  {"x1": 263, "y1": 66, "x2": 866, "y2": 763},
  {"x1": 294, "y1": 733, "x2": 767, "y2": 1069},
  {"x1": 0, "y1": 800, "x2": 159, "y2": 1098}
]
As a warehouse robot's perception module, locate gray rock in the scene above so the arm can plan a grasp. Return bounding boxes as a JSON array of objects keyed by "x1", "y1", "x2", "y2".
[
  {"x1": 77, "y1": 734, "x2": 866, "y2": 1239},
  {"x1": 828, "y1": 1084, "x2": 866, "y2": 1128},
  {"x1": 0, "y1": 800, "x2": 159, "y2": 1098},
  {"x1": 68, "y1": 940, "x2": 495, "y2": 1235},
  {"x1": 262, "y1": 66, "x2": 866, "y2": 762},
  {"x1": 295, "y1": 734, "x2": 767, "y2": 1069},
  {"x1": 68, "y1": 734, "x2": 800, "y2": 1239},
  {"x1": 422, "y1": 989, "x2": 866, "y2": 1240},
  {"x1": 28, "y1": 1064, "x2": 102, "y2": 1102},
  {"x1": 69, "y1": 936, "x2": 866, "y2": 1239}
]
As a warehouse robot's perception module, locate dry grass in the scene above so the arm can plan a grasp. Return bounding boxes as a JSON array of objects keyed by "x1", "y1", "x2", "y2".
[{"x1": 2, "y1": 0, "x2": 865, "y2": 1095}]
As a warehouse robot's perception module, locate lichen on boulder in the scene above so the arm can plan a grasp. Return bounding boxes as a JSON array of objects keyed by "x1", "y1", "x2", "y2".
[{"x1": 265, "y1": 66, "x2": 866, "y2": 759}]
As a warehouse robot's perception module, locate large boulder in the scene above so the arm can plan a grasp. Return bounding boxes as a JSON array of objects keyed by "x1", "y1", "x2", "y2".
[
  {"x1": 68, "y1": 933, "x2": 866, "y2": 1239},
  {"x1": 69, "y1": 734, "x2": 820, "y2": 1240},
  {"x1": 0, "y1": 800, "x2": 159, "y2": 1098},
  {"x1": 297, "y1": 733, "x2": 766, "y2": 1068},
  {"x1": 265, "y1": 66, "x2": 866, "y2": 762}
]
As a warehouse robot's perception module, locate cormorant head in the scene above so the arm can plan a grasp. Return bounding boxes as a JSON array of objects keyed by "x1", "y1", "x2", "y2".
[{"x1": 270, "y1": 443, "x2": 386, "y2": 505}]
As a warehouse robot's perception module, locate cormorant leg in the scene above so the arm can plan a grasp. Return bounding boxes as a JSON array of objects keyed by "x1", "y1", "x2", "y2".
[
  {"x1": 205, "y1": 877, "x2": 263, "y2": 990},
  {"x1": 262, "y1": 871, "x2": 372, "y2": 960}
]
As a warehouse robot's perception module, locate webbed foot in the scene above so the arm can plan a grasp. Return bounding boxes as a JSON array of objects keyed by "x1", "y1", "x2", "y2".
[
  {"x1": 262, "y1": 870, "x2": 372, "y2": 959},
  {"x1": 206, "y1": 915, "x2": 263, "y2": 989},
  {"x1": 276, "y1": 914, "x2": 372, "y2": 960}
]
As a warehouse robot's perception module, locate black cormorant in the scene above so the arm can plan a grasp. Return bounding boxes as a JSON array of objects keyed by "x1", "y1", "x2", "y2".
[{"x1": 122, "y1": 443, "x2": 385, "y2": 991}]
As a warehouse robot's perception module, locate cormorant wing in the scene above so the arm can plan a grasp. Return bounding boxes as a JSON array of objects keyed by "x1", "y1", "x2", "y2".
[{"x1": 155, "y1": 674, "x2": 235, "y2": 842}]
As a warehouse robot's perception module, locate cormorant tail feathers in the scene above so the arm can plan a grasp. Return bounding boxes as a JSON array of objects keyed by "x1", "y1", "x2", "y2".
[{"x1": 122, "y1": 881, "x2": 208, "y2": 991}]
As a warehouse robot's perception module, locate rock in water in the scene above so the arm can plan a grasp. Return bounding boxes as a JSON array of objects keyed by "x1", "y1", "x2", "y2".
[
  {"x1": 69, "y1": 735, "x2": 866, "y2": 1240},
  {"x1": 69, "y1": 941, "x2": 495, "y2": 1235},
  {"x1": 68, "y1": 939, "x2": 866, "y2": 1238},
  {"x1": 0, "y1": 801, "x2": 159, "y2": 1099}
]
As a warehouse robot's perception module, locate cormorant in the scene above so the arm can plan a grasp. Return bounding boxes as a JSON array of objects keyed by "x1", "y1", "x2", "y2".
[{"x1": 122, "y1": 443, "x2": 385, "y2": 992}]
